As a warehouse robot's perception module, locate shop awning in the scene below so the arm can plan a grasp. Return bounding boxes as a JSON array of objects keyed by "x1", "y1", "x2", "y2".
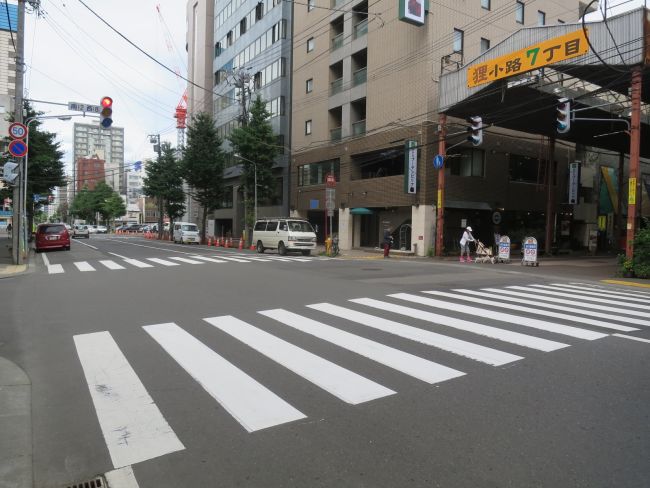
[
  {"x1": 446, "y1": 200, "x2": 492, "y2": 211},
  {"x1": 350, "y1": 207, "x2": 374, "y2": 215}
]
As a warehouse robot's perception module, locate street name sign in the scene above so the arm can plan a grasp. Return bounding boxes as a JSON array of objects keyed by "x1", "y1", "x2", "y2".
[
  {"x1": 8, "y1": 122, "x2": 27, "y2": 139},
  {"x1": 68, "y1": 102, "x2": 102, "y2": 113}
]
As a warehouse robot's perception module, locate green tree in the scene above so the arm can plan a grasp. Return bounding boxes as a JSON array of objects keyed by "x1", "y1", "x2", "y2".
[
  {"x1": 69, "y1": 187, "x2": 95, "y2": 222},
  {"x1": 228, "y1": 96, "x2": 279, "y2": 244},
  {"x1": 101, "y1": 192, "x2": 127, "y2": 225},
  {"x1": 182, "y1": 112, "x2": 225, "y2": 243}
]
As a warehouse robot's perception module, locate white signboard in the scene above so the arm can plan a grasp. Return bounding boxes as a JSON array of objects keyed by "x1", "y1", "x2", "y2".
[
  {"x1": 568, "y1": 162, "x2": 580, "y2": 204},
  {"x1": 68, "y1": 102, "x2": 102, "y2": 113},
  {"x1": 523, "y1": 237, "x2": 538, "y2": 264},
  {"x1": 498, "y1": 236, "x2": 511, "y2": 261},
  {"x1": 325, "y1": 188, "x2": 335, "y2": 210},
  {"x1": 405, "y1": 140, "x2": 417, "y2": 194}
]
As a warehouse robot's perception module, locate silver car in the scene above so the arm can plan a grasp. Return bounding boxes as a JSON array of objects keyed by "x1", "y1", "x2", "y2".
[{"x1": 73, "y1": 225, "x2": 90, "y2": 239}]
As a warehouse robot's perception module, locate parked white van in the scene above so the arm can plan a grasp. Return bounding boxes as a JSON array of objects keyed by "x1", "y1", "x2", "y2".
[
  {"x1": 173, "y1": 222, "x2": 200, "y2": 244},
  {"x1": 253, "y1": 218, "x2": 317, "y2": 255}
]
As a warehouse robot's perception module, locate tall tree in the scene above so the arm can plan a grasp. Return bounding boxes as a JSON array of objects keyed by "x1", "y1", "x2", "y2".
[
  {"x1": 228, "y1": 96, "x2": 279, "y2": 244},
  {"x1": 100, "y1": 192, "x2": 127, "y2": 225},
  {"x1": 182, "y1": 112, "x2": 225, "y2": 243},
  {"x1": 69, "y1": 187, "x2": 95, "y2": 222}
]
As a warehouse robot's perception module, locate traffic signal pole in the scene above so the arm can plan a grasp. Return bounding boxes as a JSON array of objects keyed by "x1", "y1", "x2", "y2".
[
  {"x1": 435, "y1": 113, "x2": 446, "y2": 257},
  {"x1": 12, "y1": 0, "x2": 26, "y2": 264},
  {"x1": 626, "y1": 66, "x2": 642, "y2": 260}
]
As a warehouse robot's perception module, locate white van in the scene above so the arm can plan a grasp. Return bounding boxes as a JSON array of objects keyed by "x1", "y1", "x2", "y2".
[
  {"x1": 253, "y1": 218, "x2": 317, "y2": 256},
  {"x1": 173, "y1": 222, "x2": 200, "y2": 244}
]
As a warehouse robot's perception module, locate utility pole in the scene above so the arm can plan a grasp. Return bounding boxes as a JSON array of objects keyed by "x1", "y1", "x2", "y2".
[
  {"x1": 149, "y1": 134, "x2": 163, "y2": 239},
  {"x1": 12, "y1": 0, "x2": 26, "y2": 264}
]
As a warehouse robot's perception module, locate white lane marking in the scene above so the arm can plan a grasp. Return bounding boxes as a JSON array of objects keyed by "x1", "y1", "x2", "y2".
[
  {"x1": 612, "y1": 333, "x2": 650, "y2": 344},
  {"x1": 111, "y1": 239, "x2": 207, "y2": 255},
  {"x1": 74, "y1": 261, "x2": 96, "y2": 272},
  {"x1": 259, "y1": 309, "x2": 466, "y2": 384},
  {"x1": 307, "y1": 303, "x2": 522, "y2": 366},
  {"x1": 73, "y1": 239, "x2": 99, "y2": 250},
  {"x1": 244, "y1": 257, "x2": 273, "y2": 262},
  {"x1": 551, "y1": 283, "x2": 650, "y2": 300},
  {"x1": 350, "y1": 298, "x2": 569, "y2": 352},
  {"x1": 168, "y1": 256, "x2": 203, "y2": 264},
  {"x1": 143, "y1": 323, "x2": 305, "y2": 432},
  {"x1": 263, "y1": 256, "x2": 310, "y2": 262},
  {"x1": 99, "y1": 260, "x2": 126, "y2": 270},
  {"x1": 215, "y1": 256, "x2": 252, "y2": 263},
  {"x1": 189, "y1": 255, "x2": 227, "y2": 263},
  {"x1": 258, "y1": 256, "x2": 295, "y2": 262},
  {"x1": 540, "y1": 283, "x2": 650, "y2": 304},
  {"x1": 391, "y1": 293, "x2": 606, "y2": 341},
  {"x1": 41, "y1": 253, "x2": 50, "y2": 266},
  {"x1": 456, "y1": 288, "x2": 650, "y2": 329},
  {"x1": 47, "y1": 264, "x2": 65, "y2": 274},
  {"x1": 504, "y1": 287, "x2": 650, "y2": 319},
  {"x1": 73, "y1": 331, "x2": 185, "y2": 468},
  {"x1": 569, "y1": 282, "x2": 650, "y2": 297},
  {"x1": 146, "y1": 258, "x2": 180, "y2": 267},
  {"x1": 104, "y1": 466, "x2": 140, "y2": 488},
  {"x1": 525, "y1": 284, "x2": 650, "y2": 307},
  {"x1": 203, "y1": 315, "x2": 395, "y2": 404},
  {"x1": 427, "y1": 291, "x2": 638, "y2": 333}
]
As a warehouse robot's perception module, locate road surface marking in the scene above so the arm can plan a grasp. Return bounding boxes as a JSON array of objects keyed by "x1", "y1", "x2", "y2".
[
  {"x1": 168, "y1": 256, "x2": 203, "y2": 264},
  {"x1": 524, "y1": 284, "x2": 649, "y2": 307},
  {"x1": 503, "y1": 287, "x2": 650, "y2": 319},
  {"x1": 73, "y1": 239, "x2": 99, "y2": 250},
  {"x1": 215, "y1": 256, "x2": 252, "y2": 263},
  {"x1": 426, "y1": 291, "x2": 637, "y2": 332},
  {"x1": 259, "y1": 309, "x2": 466, "y2": 384},
  {"x1": 107, "y1": 253, "x2": 154, "y2": 268},
  {"x1": 391, "y1": 293, "x2": 606, "y2": 341},
  {"x1": 263, "y1": 255, "x2": 311, "y2": 262},
  {"x1": 41, "y1": 253, "x2": 64, "y2": 274},
  {"x1": 203, "y1": 315, "x2": 395, "y2": 404},
  {"x1": 549, "y1": 283, "x2": 650, "y2": 300},
  {"x1": 104, "y1": 466, "x2": 140, "y2": 488},
  {"x1": 188, "y1": 255, "x2": 227, "y2": 263},
  {"x1": 350, "y1": 298, "x2": 568, "y2": 352},
  {"x1": 612, "y1": 333, "x2": 650, "y2": 344},
  {"x1": 243, "y1": 257, "x2": 273, "y2": 262},
  {"x1": 99, "y1": 260, "x2": 125, "y2": 270},
  {"x1": 143, "y1": 322, "x2": 305, "y2": 432},
  {"x1": 146, "y1": 258, "x2": 180, "y2": 267},
  {"x1": 73, "y1": 331, "x2": 185, "y2": 468},
  {"x1": 600, "y1": 280, "x2": 650, "y2": 290},
  {"x1": 573, "y1": 281, "x2": 650, "y2": 297},
  {"x1": 74, "y1": 261, "x2": 96, "y2": 272},
  {"x1": 458, "y1": 288, "x2": 650, "y2": 328},
  {"x1": 307, "y1": 302, "x2": 522, "y2": 366}
]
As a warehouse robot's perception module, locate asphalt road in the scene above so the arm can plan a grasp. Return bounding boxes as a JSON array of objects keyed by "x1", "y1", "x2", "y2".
[{"x1": 1, "y1": 235, "x2": 649, "y2": 488}]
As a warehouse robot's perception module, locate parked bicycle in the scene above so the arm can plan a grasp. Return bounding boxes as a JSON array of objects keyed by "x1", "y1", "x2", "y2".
[{"x1": 329, "y1": 234, "x2": 340, "y2": 257}]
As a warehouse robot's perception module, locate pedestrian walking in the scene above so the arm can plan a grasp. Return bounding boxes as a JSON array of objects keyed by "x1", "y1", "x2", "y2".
[
  {"x1": 459, "y1": 226, "x2": 475, "y2": 262},
  {"x1": 6, "y1": 222, "x2": 11, "y2": 239},
  {"x1": 383, "y1": 228, "x2": 393, "y2": 258}
]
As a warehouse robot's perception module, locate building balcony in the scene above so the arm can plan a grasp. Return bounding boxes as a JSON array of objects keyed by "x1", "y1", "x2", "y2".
[
  {"x1": 353, "y1": 19, "x2": 368, "y2": 39},
  {"x1": 352, "y1": 120, "x2": 366, "y2": 136},
  {"x1": 331, "y1": 33, "x2": 344, "y2": 51},
  {"x1": 330, "y1": 77, "x2": 344, "y2": 96},
  {"x1": 330, "y1": 127, "x2": 342, "y2": 141},
  {"x1": 352, "y1": 67, "x2": 367, "y2": 86},
  {"x1": 331, "y1": 0, "x2": 345, "y2": 7}
]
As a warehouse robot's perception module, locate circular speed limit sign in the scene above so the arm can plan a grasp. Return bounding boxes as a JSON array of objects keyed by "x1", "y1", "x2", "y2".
[{"x1": 8, "y1": 122, "x2": 27, "y2": 139}]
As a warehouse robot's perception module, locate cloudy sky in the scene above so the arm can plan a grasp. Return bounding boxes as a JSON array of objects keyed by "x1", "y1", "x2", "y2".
[{"x1": 24, "y1": 0, "x2": 188, "y2": 176}]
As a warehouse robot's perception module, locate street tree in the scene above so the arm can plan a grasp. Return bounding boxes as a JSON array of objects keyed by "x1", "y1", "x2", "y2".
[
  {"x1": 69, "y1": 187, "x2": 95, "y2": 222},
  {"x1": 100, "y1": 191, "x2": 127, "y2": 225},
  {"x1": 182, "y1": 112, "x2": 225, "y2": 243},
  {"x1": 228, "y1": 95, "x2": 279, "y2": 244}
]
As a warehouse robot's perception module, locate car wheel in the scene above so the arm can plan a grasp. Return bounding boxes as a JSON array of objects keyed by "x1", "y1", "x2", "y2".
[
  {"x1": 35, "y1": 248, "x2": 41, "y2": 253},
  {"x1": 278, "y1": 241, "x2": 287, "y2": 256},
  {"x1": 301, "y1": 250, "x2": 311, "y2": 256},
  {"x1": 64, "y1": 246, "x2": 70, "y2": 251},
  {"x1": 257, "y1": 241, "x2": 265, "y2": 254}
]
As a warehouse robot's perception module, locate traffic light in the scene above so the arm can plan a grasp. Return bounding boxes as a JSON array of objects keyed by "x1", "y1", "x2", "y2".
[
  {"x1": 556, "y1": 97, "x2": 571, "y2": 133},
  {"x1": 467, "y1": 116, "x2": 483, "y2": 146},
  {"x1": 100, "y1": 96, "x2": 113, "y2": 129},
  {"x1": 2, "y1": 161, "x2": 19, "y2": 185}
]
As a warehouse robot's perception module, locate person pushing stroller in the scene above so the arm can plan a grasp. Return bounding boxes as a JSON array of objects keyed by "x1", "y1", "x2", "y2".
[{"x1": 459, "y1": 226, "x2": 475, "y2": 262}]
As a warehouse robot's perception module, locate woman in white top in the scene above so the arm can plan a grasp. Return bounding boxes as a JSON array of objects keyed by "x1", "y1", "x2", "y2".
[{"x1": 459, "y1": 226, "x2": 475, "y2": 262}]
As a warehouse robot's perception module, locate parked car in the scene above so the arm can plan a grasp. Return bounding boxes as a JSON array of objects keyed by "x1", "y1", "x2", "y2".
[
  {"x1": 253, "y1": 218, "x2": 317, "y2": 255},
  {"x1": 73, "y1": 224, "x2": 90, "y2": 239},
  {"x1": 88, "y1": 225, "x2": 98, "y2": 234},
  {"x1": 64, "y1": 223, "x2": 72, "y2": 231},
  {"x1": 96, "y1": 225, "x2": 108, "y2": 234},
  {"x1": 35, "y1": 223, "x2": 70, "y2": 252},
  {"x1": 125, "y1": 224, "x2": 142, "y2": 233},
  {"x1": 173, "y1": 222, "x2": 200, "y2": 244}
]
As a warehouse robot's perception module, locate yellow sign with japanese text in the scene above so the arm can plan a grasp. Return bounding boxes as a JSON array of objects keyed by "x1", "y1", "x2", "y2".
[
  {"x1": 629, "y1": 177, "x2": 637, "y2": 205},
  {"x1": 437, "y1": 189, "x2": 442, "y2": 209},
  {"x1": 467, "y1": 29, "x2": 589, "y2": 88}
]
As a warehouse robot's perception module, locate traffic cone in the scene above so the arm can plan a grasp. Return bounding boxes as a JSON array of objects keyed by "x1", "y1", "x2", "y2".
[
  {"x1": 208, "y1": 236, "x2": 212, "y2": 246},
  {"x1": 238, "y1": 235, "x2": 244, "y2": 250}
]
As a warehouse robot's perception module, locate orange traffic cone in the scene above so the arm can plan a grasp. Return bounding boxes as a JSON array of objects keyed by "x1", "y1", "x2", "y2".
[
  {"x1": 238, "y1": 235, "x2": 244, "y2": 250},
  {"x1": 208, "y1": 236, "x2": 212, "y2": 246}
]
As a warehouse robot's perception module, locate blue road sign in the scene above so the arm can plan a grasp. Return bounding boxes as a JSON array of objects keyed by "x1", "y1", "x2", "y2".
[
  {"x1": 433, "y1": 154, "x2": 444, "y2": 169},
  {"x1": 33, "y1": 194, "x2": 41, "y2": 202},
  {"x1": 8, "y1": 139, "x2": 27, "y2": 158}
]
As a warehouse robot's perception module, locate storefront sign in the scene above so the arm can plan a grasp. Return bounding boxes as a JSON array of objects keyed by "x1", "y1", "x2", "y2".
[
  {"x1": 399, "y1": 0, "x2": 425, "y2": 26},
  {"x1": 523, "y1": 237, "x2": 538, "y2": 264},
  {"x1": 404, "y1": 140, "x2": 418, "y2": 194},
  {"x1": 467, "y1": 29, "x2": 589, "y2": 88},
  {"x1": 569, "y1": 162, "x2": 580, "y2": 204},
  {"x1": 498, "y1": 235, "x2": 511, "y2": 261}
]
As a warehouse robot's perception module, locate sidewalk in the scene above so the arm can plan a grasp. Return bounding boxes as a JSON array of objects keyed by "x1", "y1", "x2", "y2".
[{"x1": 0, "y1": 231, "x2": 27, "y2": 278}]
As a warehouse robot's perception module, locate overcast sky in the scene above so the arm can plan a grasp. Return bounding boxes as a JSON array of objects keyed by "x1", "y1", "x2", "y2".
[
  {"x1": 21, "y1": 0, "x2": 647, "y2": 180},
  {"x1": 24, "y1": 0, "x2": 188, "y2": 176}
]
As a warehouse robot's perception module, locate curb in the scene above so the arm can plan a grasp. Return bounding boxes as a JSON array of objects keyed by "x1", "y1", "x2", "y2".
[
  {"x1": 0, "y1": 357, "x2": 32, "y2": 488},
  {"x1": 600, "y1": 279, "x2": 650, "y2": 289}
]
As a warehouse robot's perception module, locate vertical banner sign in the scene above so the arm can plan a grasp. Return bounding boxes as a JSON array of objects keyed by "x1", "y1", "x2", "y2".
[
  {"x1": 437, "y1": 189, "x2": 442, "y2": 209},
  {"x1": 404, "y1": 140, "x2": 418, "y2": 194},
  {"x1": 568, "y1": 162, "x2": 580, "y2": 204},
  {"x1": 628, "y1": 177, "x2": 637, "y2": 205}
]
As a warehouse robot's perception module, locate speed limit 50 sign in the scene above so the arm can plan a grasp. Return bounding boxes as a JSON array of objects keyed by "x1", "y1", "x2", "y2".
[{"x1": 8, "y1": 122, "x2": 28, "y2": 139}]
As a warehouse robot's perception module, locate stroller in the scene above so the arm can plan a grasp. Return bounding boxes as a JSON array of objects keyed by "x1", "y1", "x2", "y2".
[{"x1": 473, "y1": 240, "x2": 495, "y2": 264}]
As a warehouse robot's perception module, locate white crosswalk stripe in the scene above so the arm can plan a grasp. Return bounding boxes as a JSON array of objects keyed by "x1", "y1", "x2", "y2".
[
  {"x1": 547, "y1": 283, "x2": 650, "y2": 302},
  {"x1": 74, "y1": 261, "x2": 95, "y2": 272},
  {"x1": 168, "y1": 256, "x2": 203, "y2": 264},
  {"x1": 99, "y1": 260, "x2": 125, "y2": 270},
  {"x1": 47, "y1": 263, "x2": 64, "y2": 274},
  {"x1": 217, "y1": 256, "x2": 252, "y2": 263},
  {"x1": 189, "y1": 255, "x2": 227, "y2": 263},
  {"x1": 146, "y1": 258, "x2": 180, "y2": 267},
  {"x1": 522, "y1": 285, "x2": 650, "y2": 309},
  {"x1": 122, "y1": 258, "x2": 153, "y2": 268},
  {"x1": 569, "y1": 282, "x2": 650, "y2": 297}
]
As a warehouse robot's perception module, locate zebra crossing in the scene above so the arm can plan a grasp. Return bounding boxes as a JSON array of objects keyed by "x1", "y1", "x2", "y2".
[
  {"x1": 72, "y1": 282, "x2": 650, "y2": 469},
  {"x1": 43, "y1": 253, "x2": 319, "y2": 275}
]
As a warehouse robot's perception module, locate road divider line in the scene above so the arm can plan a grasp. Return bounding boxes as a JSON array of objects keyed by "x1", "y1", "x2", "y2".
[
  {"x1": 73, "y1": 239, "x2": 98, "y2": 250},
  {"x1": 350, "y1": 298, "x2": 569, "y2": 352},
  {"x1": 203, "y1": 315, "x2": 396, "y2": 404},
  {"x1": 73, "y1": 331, "x2": 185, "y2": 468},
  {"x1": 307, "y1": 302, "x2": 523, "y2": 366},
  {"x1": 259, "y1": 308, "x2": 466, "y2": 384},
  {"x1": 41, "y1": 253, "x2": 50, "y2": 266},
  {"x1": 143, "y1": 322, "x2": 305, "y2": 432},
  {"x1": 599, "y1": 280, "x2": 650, "y2": 290},
  {"x1": 612, "y1": 333, "x2": 650, "y2": 344}
]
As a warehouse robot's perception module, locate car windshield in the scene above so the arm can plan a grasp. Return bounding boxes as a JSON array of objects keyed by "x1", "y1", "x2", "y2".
[
  {"x1": 41, "y1": 225, "x2": 65, "y2": 234},
  {"x1": 288, "y1": 221, "x2": 314, "y2": 232},
  {"x1": 182, "y1": 224, "x2": 198, "y2": 232}
]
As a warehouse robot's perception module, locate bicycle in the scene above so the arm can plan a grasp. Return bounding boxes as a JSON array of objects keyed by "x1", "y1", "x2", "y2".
[{"x1": 330, "y1": 235, "x2": 340, "y2": 257}]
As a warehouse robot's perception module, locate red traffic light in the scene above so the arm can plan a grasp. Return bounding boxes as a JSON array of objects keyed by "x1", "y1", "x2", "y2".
[{"x1": 101, "y1": 96, "x2": 113, "y2": 108}]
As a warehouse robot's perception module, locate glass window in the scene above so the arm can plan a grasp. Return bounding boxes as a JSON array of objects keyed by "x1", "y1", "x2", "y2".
[
  {"x1": 266, "y1": 221, "x2": 278, "y2": 231},
  {"x1": 181, "y1": 224, "x2": 198, "y2": 231},
  {"x1": 305, "y1": 120, "x2": 312, "y2": 135},
  {"x1": 449, "y1": 149, "x2": 485, "y2": 177},
  {"x1": 306, "y1": 78, "x2": 313, "y2": 93},
  {"x1": 453, "y1": 29, "x2": 463, "y2": 53},
  {"x1": 254, "y1": 221, "x2": 267, "y2": 231},
  {"x1": 516, "y1": 1, "x2": 524, "y2": 24},
  {"x1": 288, "y1": 221, "x2": 314, "y2": 232},
  {"x1": 509, "y1": 154, "x2": 539, "y2": 183},
  {"x1": 481, "y1": 0, "x2": 490, "y2": 9},
  {"x1": 480, "y1": 38, "x2": 490, "y2": 53},
  {"x1": 279, "y1": 221, "x2": 288, "y2": 231},
  {"x1": 537, "y1": 10, "x2": 545, "y2": 25},
  {"x1": 307, "y1": 37, "x2": 315, "y2": 52},
  {"x1": 308, "y1": 0, "x2": 315, "y2": 10}
]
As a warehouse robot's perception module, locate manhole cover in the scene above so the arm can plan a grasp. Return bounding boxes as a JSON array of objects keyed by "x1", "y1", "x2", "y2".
[{"x1": 65, "y1": 476, "x2": 105, "y2": 488}]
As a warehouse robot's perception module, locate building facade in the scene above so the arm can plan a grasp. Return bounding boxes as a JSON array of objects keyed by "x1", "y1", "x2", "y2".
[
  {"x1": 290, "y1": 0, "x2": 596, "y2": 253},
  {"x1": 0, "y1": 2, "x2": 16, "y2": 144},
  {"x1": 73, "y1": 123, "x2": 125, "y2": 195},
  {"x1": 76, "y1": 156, "x2": 105, "y2": 192}
]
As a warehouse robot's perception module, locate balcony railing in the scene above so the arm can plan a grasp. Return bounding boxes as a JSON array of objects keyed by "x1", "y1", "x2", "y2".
[
  {"x1": 352, "y1": 67, "x2": 367, "y2": 86},
  {"x1": 330, "y1": 127, "x2": 342, "y2": 141},
  {"x1": 331, "y1": 0, "x2": 345, "y2": 7},
  {"x1": 330, "y1": 77, "x2": 344, "y2": 96},
  {"x1": 353, "y1": 18, "x2": 368, "y2": 39},
  {"x1": 331, "y1": 32, "x2": 344, "y2": 50},
  {"x1": 352, "y1": 119, "x2": 366, "y2": 136}
]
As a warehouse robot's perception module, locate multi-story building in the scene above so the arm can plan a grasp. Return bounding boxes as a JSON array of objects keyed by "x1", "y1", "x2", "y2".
[
  {"x1": 190, "y1": 0, "x2": 292, "y2": 238},
  {"x1": 290, "y1": 0, "x2": 596, "y2": 253},
  {"x1": 126, "y1": 169, "x2": 143, "y2": 205},
  {"x1": 76, "y1": 156, "x2": 105, "y2": 192},
  {"x1": 72, "y1": 123, "x2": 125, "y2": 195},
  {"x1": 0, "y1": 2, "x2": 16, "y2": 143}
]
